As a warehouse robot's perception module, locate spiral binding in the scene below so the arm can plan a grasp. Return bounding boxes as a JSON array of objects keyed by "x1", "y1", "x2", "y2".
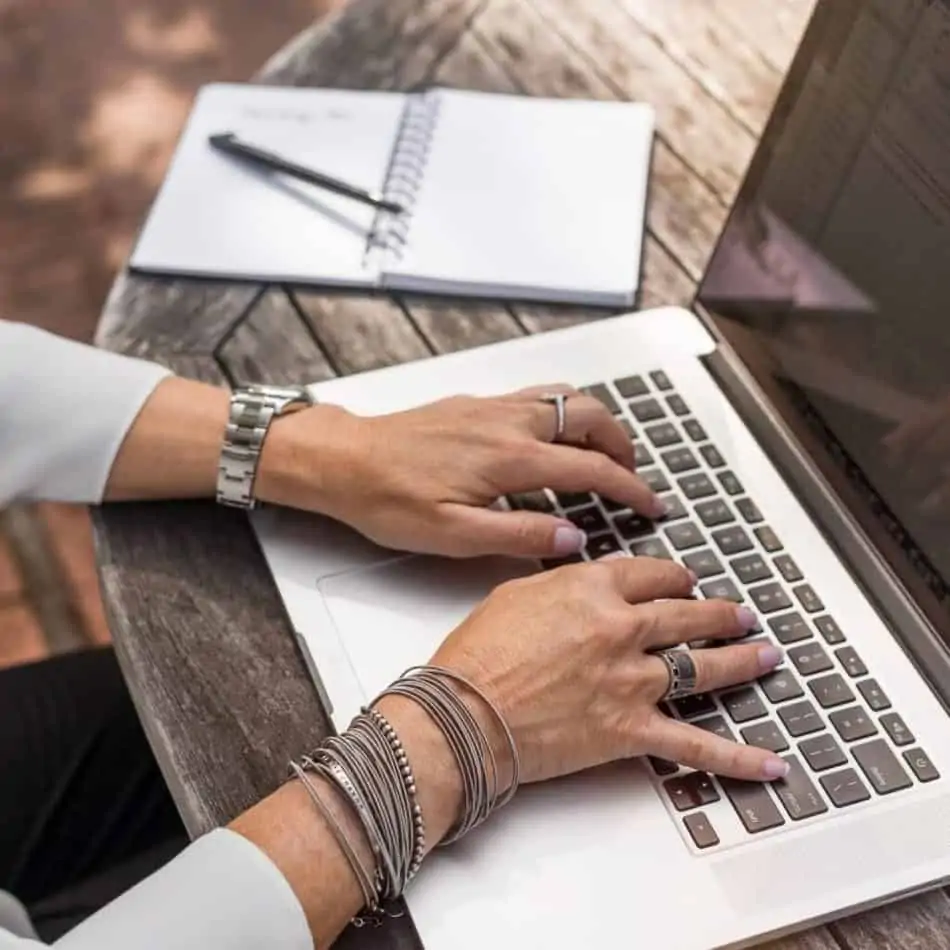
[{"x1": 364, "y1": 92, "x2": 442, "y2": 269}]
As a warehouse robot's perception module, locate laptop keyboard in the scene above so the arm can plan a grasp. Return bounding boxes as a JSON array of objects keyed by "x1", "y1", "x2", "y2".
[{"x1": 508, "y1": 370, "x2": 940, "y2": 851}]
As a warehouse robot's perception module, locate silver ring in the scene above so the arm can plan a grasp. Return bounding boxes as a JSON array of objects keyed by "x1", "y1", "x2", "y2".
[
  {"x1": 539, "y1": 393, "x2": 568, "y2": 443},
  {"x1": 659, "y1": 649, "x2": 698, "y2": 701}
]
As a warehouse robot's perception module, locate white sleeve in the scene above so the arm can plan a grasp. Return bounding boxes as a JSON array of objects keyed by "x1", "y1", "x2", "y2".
[
  {"x1": 0, "y1": 321, "x2": 171, "y2": 506},
  {"x1": 53, "y1": 830, "x2": 311, "y2": 950}
]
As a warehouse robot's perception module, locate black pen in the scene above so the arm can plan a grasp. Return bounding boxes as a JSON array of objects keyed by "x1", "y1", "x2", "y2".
[{"x1": 208, "y1": 131, "x2": 404, "y2": 214}]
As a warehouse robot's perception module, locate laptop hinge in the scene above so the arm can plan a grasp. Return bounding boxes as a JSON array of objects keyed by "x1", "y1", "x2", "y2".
[{"x1": 693, "y1": 306, "x2": 950, "y2": 710}]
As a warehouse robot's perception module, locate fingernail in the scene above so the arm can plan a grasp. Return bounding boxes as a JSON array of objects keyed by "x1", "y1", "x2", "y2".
[
  {"x1": 651, "y1": 496, "x2": 669, "y2": 519},
  {"x1": 762, "y1": 757, "x2": 790, "y2": 781},
  {"x1": 687, "y1": 570, "x2": 699, "y2": 587},
  {"x1": 554, "y1": 524, "x2": 586, "y2": 555},
  {"x1": 601, "y1": 551, "x2": 630, "y2": 561},
  {"x1": 757, "y1": 644, "x2": 784, "y2": 671},
  {"x1": 736, "y1": 606, "x2": 758, "y2": 630}
]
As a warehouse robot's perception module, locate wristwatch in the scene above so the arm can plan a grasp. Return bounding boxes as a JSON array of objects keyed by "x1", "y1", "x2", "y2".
[{"x1": 217, "y1": 384, "x2": 314, "y2": 510}]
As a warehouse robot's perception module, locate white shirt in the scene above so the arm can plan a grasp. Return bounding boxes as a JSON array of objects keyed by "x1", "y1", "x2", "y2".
[{"x1": 0, "y1": 321, "x2": 311, "y2": 949}]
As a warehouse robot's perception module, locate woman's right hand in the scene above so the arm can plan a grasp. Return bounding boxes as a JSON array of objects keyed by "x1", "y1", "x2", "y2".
[{"x1": 429, "y1": 555, "x2": 788, "y2": 786}]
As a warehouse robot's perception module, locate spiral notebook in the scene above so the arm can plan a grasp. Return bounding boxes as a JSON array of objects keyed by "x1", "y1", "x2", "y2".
[{"x1": 130, "y1": 83, "x2": 655, "y2": 307}]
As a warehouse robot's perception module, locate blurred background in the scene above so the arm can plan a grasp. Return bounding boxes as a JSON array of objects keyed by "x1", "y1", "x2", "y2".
[{"x1": 0, "y1": 0, "x2": 340, "y2": 668}]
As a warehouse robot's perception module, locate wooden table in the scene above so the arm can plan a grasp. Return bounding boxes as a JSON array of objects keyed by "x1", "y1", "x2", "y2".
[{"x1": 92, "y1": 0, "x2": 950, "y2": 947}]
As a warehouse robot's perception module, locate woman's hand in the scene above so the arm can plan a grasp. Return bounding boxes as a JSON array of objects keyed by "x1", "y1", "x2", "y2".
[
  {"x1": 427, "y1": 554, "x2": 788, "y2": 784},
  {"x1": 257, "y1": 386, "x2": 665, "y2": 560}
]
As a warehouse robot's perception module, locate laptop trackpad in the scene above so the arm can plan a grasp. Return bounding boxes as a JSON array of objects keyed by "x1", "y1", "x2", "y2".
[{"x1": 316, "y1": 553, "x2": 536, "y2": 704}]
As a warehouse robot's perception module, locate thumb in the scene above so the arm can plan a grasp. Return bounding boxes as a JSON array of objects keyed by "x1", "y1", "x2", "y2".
[{"x1": 445, "y1": 505, "x2": 587, "y2": 559}]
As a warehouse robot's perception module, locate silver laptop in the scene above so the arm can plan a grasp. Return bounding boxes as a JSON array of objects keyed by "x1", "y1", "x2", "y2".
[{"x1": 253, "y1": 3, "x2": 950, "y2": 948}]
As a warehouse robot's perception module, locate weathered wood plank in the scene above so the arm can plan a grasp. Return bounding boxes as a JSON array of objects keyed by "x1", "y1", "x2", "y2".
[
  {"x1": 715, "y1": 0, "x2": 817, "y2": 74},
  {"x1": 831, "y1": 891, "x2": 950, "y2": 950},
  {"x1": 615, "y1": 0, "x2": 787, "y2": 132},
  {"x1": 523, "y1": 0, "x2": 757, "y2": 203},
  {"x1": 470, "y1": 0, "x2": 728, "y2": 281},
  {"x1": 217, "y1": 288, "x2": 335, "y2": 386},
  {"x1": 401, "y1": 298, "x2": 522, "y2": 352}
]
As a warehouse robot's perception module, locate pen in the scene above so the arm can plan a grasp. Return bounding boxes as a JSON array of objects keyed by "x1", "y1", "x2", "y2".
[{"x1": 208, "y1": 131, "x2": 404, "y2": 215}]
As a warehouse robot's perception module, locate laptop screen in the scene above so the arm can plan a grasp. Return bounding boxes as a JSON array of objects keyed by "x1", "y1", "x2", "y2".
[{"x1": 697, "y1": 0, "x2": 950, "y2": 636}]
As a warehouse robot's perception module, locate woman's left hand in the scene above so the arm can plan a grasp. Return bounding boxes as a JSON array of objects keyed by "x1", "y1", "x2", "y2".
[{"x1": 256, "y1": 385, "x2": 666, "y2": 559}]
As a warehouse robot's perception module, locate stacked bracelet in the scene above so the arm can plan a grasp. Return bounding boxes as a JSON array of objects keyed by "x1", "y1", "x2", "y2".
[{"x1": 291, "y1": 664, "x2": 520, "y2": 923}]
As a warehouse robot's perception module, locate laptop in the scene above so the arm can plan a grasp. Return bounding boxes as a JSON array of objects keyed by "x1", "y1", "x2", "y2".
[{"x1": 253, "y1": 2, "x2": 950, "y2": 947}]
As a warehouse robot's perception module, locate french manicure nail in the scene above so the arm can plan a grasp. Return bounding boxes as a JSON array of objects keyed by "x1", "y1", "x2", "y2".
[
  {"x1": 687, "y1": 569, "x2": 699, "y2": 586},
  {"x1": 554, "y1": 524, "x2": 586, "y2": 555},
  {"x1": 762, "y1": 757, "x2": 790, "y2": 781},
  {"x1": 651, "y1": 497, "x2": 669, "y2": 518},
  {"x1": 757, "y1": 644, "x2": 784, "y2": 671},
  {"x1": 736, "y1": 606, "x2": 758, "y2": 630}
]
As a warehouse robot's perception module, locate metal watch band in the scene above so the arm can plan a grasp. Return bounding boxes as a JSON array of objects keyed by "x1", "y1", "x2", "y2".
[{"x1": 216, "y1": 385, "x2": 312, "y2": 510}]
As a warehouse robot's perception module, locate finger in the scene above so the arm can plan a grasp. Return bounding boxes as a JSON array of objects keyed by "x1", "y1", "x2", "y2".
[
  {"x1": 514, "y1": 383, "x2": 578, "y2": 400},
  {"x1": 642, "y1": 640, "x2": 783, "y2": 702},
  {"x1": 439, "y1": 505, "x2": 587, "y2": 559},
  {"x1": 599, "y1": 555, "x2": 695, "y2": 604},
  {"x1": 632, "y1": 598, "x2": 759, "y2": 650},
  {"x1": 526, "y1": 444, "x2": 665, "y2": 518},
  {"x1": 647, "y1": 713, "x2": 789, "y2": 782}
]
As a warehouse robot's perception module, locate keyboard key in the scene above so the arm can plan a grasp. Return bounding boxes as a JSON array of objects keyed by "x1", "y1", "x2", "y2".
[
  {"x1": 664, "y1": 771, "x2": 719, "y2": 811},
  {"x1": 718, "y1": 777, "x2": 785, "y2": 833},
  {"x1": 742, "y1": 720, "x2": 789, "y2": 752},
  {"x1": 773, "y1": 555, "x2": 803, "y2": 583},
  {"x1": 903, "y1": 748, "x2": 939, "y2": 783},
  {"x1": 641, "y1": 468, "x2": 672, "y2": 493},
  {"x1": 718, "y1": 471, "x2": 744, "y2": 496},
  {"x1": 615, "y1": 513, "x2": 654, "y2": 539},
  {"x1": 678, "y1": 473, "x2": 717, "y2": 500},
  {"x1": 759, "y1": 670, "x2": 804, "y2": 704},
  {"x1": 666, "y1": 521, "x2": 706, "y2": 551},
  {"x1": 880, "y1": 713, "x2": 914, "y2": 746},
  {"x1": 661, "y1": 447, "x2": 699, "y2": 474},
  {"x1": 821, "y1": 768, "x2": 871, "y2": 807},
  {"x1": 557, "y1": 491, "x2": 593, "y2": 510},
  {"x1": 814, "y1": 615, "x2": 845, "y2": 645},
  {"x1": 631, "y1": 536, "x2": 674, "y2": 560},
  {"x1": 736, "y1": 498, "x2": 764, "y2": 524},
  {"x1": 601, "y1": 497, "x2": 628, "y2": 512},
  {"x1": 774, "y1": 755, "x2": 828, "y2": 820},
  {"x1": 700, "y1": 578, "x2": 742, "y2": 603},
  {"x1": 853, "y1": 739, "x2": 912, "y2": 794},
  {"x1": 618, "y1": 418, "x2": 635, "y2": 439},
  {"x1": 788, "y1": 642, "x2": 833, "y2": 676},
  {"x1": 793, "y1": 584, "x2": 824, "y2": 613},
  {"x1": 649, "y1": 755, "x2": 678, "y2": 776},
  {"x1": 667, "y1": 394, "x2": 691, "y2": 416},
  {"x1": 768, "y1": 612, "x2": 811, "y2": 644},
  {"x1": 661, "y1": 495, "x2": 688, "y2": 521},
  {"x1": 683, "y1": 419, "x2": 708, "y2": 442},
  {"x1": 650, "y1": 370, "x2": 673, "y2": 391},
  {"x1": 615, "y1": 374, "x2": 649, "y2": 399},
  {"x1": 754, "y1": 525, "x2": 783, "y2": 552},
  {"x1": 731, "y1": 553, "x2": 773, "y2": 586},
  {"x1": 700, "y1": 444, "x2": 726, "y2": 468},
  {"x1": 508, "y1": 490, "x2": 554, "y2": 513},
  {"x1": 713, "y1": 525, "x2": 753, "y2": 556},
  {"x1": 779, "y1": 700, "x2": 824, "y2": 737},
  {"x1": 683, "y1": 549, "x2": 724, "y2": 579},
  {"x1": 721, "y1": 687, "x2": 767, "y2": 723},
  {"x1": 568, "y1": 506, "x2": 609, "y2": 535},
  {"x1": 835, "y1": 647, "x2": 867, "y2": 678},
  {"x1": 799, "y1": 734, "x2": 847, "y2": 772},
  {"x1": 630, "y1": 398, "x2": 666, "y2": 423},
  {"x1": 645, "y1": 422, "x2": 682, "y2": 447},
  {"x1": 673, "y1": 693, "x2": 717, "y2": 719},
  {"x1": 830, "y1": 706, "x2": 877, "y2": 742},
  {"x1": 582, "y1": 383, "x2": 621, "y2": 414},
  {"x1": 808, "y1": 673, "x2": 855, "y2": 709},
  {"x1": 588, "y1": 534, "x2": 622, "y2": 558},
  {"x1": 683, "y1": 812, "x2": 719, "y2": 849},
  {"x1": 857, "y1": 679, "x2": 891, "y2": 711},
  {"x1": 749, "y1": 583, "x2": 793, "y2": 614},
  {"x1": 693, "y1": 714, "x2": 736, "y2": 742},
  {"x1": 634, "y1": 442, "x2": 653, "y2": 467},
  {"x1": 695, "y1": 499, "x2": 735, "y2": 527}
]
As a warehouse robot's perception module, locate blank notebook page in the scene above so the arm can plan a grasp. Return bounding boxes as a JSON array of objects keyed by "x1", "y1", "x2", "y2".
[
  {"x1": 131, "y1": 84, "x2": 405, "y2": 286},
  {"x1": 387, "y1": 90, "x2": 654, "y2": 303}
]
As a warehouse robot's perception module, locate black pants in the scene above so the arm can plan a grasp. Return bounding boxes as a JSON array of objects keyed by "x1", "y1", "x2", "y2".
[{"x1": 0, "y1": 647, "x2": 188, "y2": 941}]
